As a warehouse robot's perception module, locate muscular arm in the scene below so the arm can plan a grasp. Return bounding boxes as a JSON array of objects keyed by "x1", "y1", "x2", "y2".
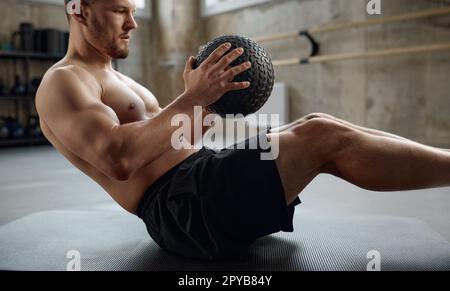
[
  {"x1": 38, "y1": 44, "x2": 249, "y2": 181},
  {"x1": 114, "y1": 96, "x2": 198, "y2": 177},
  {"x1": 121, "y1": 72, "x2": 211, "y2": 147},
  {"x1": 37, "y1": 67, "x2": 197, "y2": 181}
]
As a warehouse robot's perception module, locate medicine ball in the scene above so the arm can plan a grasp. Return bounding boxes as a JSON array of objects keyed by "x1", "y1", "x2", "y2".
[{"x1": 193, "y1": 35, "x2": 274, "y2": 117}]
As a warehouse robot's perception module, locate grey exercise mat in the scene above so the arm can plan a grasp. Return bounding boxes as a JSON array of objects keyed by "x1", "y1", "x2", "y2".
[{"x1": 0, "y1": 208, "x2": 449, "y2": 271}]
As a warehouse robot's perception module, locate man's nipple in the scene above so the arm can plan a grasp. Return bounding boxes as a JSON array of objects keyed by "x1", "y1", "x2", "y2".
[{"x1": 129, "y1": 103, "x2": 136, "y2": 110}]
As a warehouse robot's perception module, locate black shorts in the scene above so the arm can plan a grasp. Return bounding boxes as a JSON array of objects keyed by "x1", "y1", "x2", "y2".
[{"x1": 137, "y1": 130, "x2": 301, "y2": 260}]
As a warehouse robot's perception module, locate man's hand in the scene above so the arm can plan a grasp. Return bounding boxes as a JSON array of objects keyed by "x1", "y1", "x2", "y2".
[{"x1": 182, "y1": 42, "x2": 252, "y2": 107}]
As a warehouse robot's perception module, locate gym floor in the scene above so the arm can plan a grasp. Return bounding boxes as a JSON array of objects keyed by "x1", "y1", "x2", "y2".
[
  {"x1": 1, "y1": 145, "x2": 449, "y2": 243},
  {"x1": 1, "y1": 0, "x2": 450, "y2": 272}
]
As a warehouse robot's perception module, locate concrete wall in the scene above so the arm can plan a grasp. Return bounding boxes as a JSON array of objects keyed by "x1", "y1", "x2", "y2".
[
  {"x1": 2, "y1": 0, "x2": 449, "y2": 147},
  {"x1": 202, "y1": 0, "x2": 450, "y2": 146},
  {"x1": 0, "y1": 0, "x2": 152, "y2": 119},
  {"x1": 148, "y1": 0, "x2": 203, "y2": 107}
]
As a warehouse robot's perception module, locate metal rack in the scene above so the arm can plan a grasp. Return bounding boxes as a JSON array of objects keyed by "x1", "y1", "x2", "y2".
[{"x1": 0, "y1": 51, "x2": 64, "y2": 147}]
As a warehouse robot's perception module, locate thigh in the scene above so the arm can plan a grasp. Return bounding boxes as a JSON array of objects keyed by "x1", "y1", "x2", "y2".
[
  {"x1": 268, "y1": 132, "x2": 321, "y2": 204},
  {"x1": 268, "y1": 118, "x2": 346, "y2": 204}
]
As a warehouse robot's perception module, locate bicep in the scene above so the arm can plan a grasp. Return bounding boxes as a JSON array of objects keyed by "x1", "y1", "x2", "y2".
[
  {"x1": 37, "y1": 69, "x2": 123, "y2": 178},
  {"x1": 47, "y1": 104, "x2": 120, "y2": 160}
]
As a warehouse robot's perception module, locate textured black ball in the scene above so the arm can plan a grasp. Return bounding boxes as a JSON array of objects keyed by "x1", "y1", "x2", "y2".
[{"x1": 193, "y1": 35, "x2": 275, "y2": 117}]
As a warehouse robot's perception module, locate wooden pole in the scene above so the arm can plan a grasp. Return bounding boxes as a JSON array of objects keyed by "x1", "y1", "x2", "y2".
[
  {"x1": 272, "y1": 42, "x2": 450, "y2": 66},
  {"x1": 253, "y1": 32, "x2": 300, "y2": 43},
  {"x1": 253, "y1": 7, "x2": 450, "y2": 43}
]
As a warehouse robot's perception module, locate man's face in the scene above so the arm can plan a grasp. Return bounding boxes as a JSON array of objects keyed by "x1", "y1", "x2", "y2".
[{"x1": 84, "y1": 0, "x2": 138, "y2": 59}]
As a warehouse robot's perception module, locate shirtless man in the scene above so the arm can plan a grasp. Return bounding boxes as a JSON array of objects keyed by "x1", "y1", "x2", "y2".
[{"x1": 36, "y1": 0, "x2": 450, "y2": 260}]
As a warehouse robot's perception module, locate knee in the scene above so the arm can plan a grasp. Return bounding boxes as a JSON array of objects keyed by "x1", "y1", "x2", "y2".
[
  {"x1": 304, "y1": 112, "x2": 334, "y2": 121},
  {"x1": 291, "y1": 118, "x2": 351, "y2": 153},
  {"x1": 292, "y1": 117, "x2": 337, "y2": 137}
]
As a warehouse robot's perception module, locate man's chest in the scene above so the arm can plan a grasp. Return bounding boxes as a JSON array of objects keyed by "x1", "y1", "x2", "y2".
[{"x1": 99, "y1": 71, "x2": 159, "y2": 124}]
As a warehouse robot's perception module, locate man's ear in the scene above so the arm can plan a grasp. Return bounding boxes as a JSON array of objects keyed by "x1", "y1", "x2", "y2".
[{"x1": 73, "y1": 5, "x2": 88, "y2": 25}]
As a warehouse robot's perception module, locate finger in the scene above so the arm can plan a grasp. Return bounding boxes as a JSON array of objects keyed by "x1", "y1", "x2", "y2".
[
  {"x1": 184, "y1": 56, "x2": 194, "y2": 72},
  {"x1": 212, "y1": 47, "x2": 244, "y2": 72},
  {"x1": 223, "y1": 65, "x2": 233, "y2": 81},
  {"x1": 225, "y1": 81, "x2": 251, "y2": 92},
  {"x1": 219, "y1": 61, "x2": 251, "y2": 82},
  {"x1": 201, "y1": 42, "x2": 232, "y2": 67}
]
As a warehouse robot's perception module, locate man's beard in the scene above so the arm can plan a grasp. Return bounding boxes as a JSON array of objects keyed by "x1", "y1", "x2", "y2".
[
  {"x1": 107, "y1": 42, "x2": 129, "y2": 59},
  {"x1": 89, "y1": 18, "x2": 129, "y2": 59}
]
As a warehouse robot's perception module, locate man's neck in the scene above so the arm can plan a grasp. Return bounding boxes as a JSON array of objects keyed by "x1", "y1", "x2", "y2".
[{"x1": 65, "y1": 35, "x2": 113, "y2": 70}]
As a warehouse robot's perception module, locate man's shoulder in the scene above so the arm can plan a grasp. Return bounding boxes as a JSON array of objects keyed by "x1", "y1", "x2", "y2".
[
  {"x1": 37, "y1": 63, "x2": 100, "y2": 101},
  {"x1": 35, "y1": 63, "x2": 104, "y2": 119},
  {"x1": 43, "y1": 62, "x2": 95, "y2": 86}
]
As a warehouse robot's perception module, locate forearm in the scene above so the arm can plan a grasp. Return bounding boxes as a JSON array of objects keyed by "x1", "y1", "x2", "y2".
[
  {"x1": 187, "y1": 108, "x2": 215, "y2": 145},
  {"x1": 114, "y1": 92, "x2": 198, "y2": 175}
]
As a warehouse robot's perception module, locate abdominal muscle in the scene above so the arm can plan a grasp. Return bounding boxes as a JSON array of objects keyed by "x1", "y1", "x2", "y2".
[{"x1": 41, "y1": 120, "x2": 199, "y2": 214}]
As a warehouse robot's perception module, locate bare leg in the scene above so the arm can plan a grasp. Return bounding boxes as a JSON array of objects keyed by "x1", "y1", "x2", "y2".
[
  {"x1": 314, "y1": 113, "x2": 450, "y2": 153},
  {"x1": 271, "y1": 113, "x2": 407, "y2": 141},
  {"x1": 333, "y1": 130, "x2": 450, "y2": 191},
  {"x1": 271, "y1": 113, "x2": 450, "y2": 152},
  {"x1": 270, "y1": 118, "x2": 450, "y2": 204}
]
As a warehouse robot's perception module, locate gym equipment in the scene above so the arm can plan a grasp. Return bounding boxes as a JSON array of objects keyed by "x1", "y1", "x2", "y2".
[
  {"x1": 251, "y1": 7, "x2": 450, "y2": 65},
  {"x1": 273, "y1": 42, "x2": 450, "y2": 66},
  {"x1": 0, "y1": 78, "x2": 5, "y2": 96},
  {"x1": 43, "y1": 29, "x2": 60, "y2": 55},
  {"x1": 4, "y1": 118, "x2": 25, "y2": 139},
  {"x1": 33, "y1": 29, "x2": 45, "y2": 53},
  {"x1": 0, "y1": 206, "x2": 449, "y2": 271},
  {"x1": 27, "y1": 116, "x2": 43, "y2": 138},
  {"x1": 11, "y1": 23, "x2": 34, "y2": 52},
  {"x1": 29, "y1": 78, "x2": 42, "y2": 95},
  {"x1": 0, "y1": 150, "x2": 449, "y2": 271},
  {"x1": 253, "y1": 7, "x2": 450, "y2": 43},
  {"x1": 10, "y1": 75, "x2": 27, "y2": 96},
  {"x1": 0, "y1": 42, "x2": 14, "y2": 52},
  {"x1": 30, "y1": 28, "x2": 67, "y2": 55},
  {"x1": 0, "y1": 118, "x2": 9, "y2": 139},
  {"x1": 63, "y1": 32, "x2": 70, "y2": 54},
  {"x1": 194, "y1": 35, "x2": 274, "y2": 117}
]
